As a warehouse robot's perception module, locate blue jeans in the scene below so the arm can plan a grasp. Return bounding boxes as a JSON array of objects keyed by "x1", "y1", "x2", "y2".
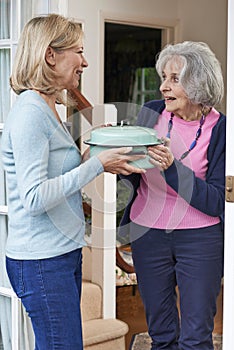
[
  {"x1": 130, "y1": 223, "x2": 224, "y2": 350},
  {"x1": 6, "y1": 248, "x2": 83, "y2": 350}
]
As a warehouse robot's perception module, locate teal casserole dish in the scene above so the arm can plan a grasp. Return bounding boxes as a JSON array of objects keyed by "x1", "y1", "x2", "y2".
[{"x1": 84, "y1": 125, "x2": 162, "y2": 169}]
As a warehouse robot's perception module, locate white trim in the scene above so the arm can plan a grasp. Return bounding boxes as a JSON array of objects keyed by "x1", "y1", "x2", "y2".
[
  {"x1": 99, "y1": 11, "x2": 179, "y2": 103},
  {"x1": 100, "y1": 11, "x2": 179, "y2": 30},
  {"x1": 0, "y1": 286, "x2": 15, "y2": 298},
  {"x1": 49, "y1": 0, "x2": 68, "y2": 15},
  {"x1": 0, "y1": 123, "x2": 4, "y2": 131},
  {"x1": 0, "y1": 205, "x2": 8, "y2": 215},
  {"x1": 85, "y1": 104, "x2": 117, "y2": 319},
  {"x1": 11, "y1": 296, "x2": 21, "y2": 350},
  {"x1": 223, "y1": 0, "x2": 234, "y2": 349},
  {"x1": 0, "y1": 287, "x2": 21, "y2": 350},
  {"x1": 12, "y1": 0, "x2": 21, "y2": 42},
  {"x1": 57, "y1": 0, "x2": 68, "y2": 16},
  {"x1": 0, "y1": 40, "x2": 13, "y2": 48}
]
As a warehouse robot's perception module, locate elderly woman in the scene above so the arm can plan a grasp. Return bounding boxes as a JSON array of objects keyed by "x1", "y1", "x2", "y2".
[{"x1": 120, "y1": 41, "x2": 225, "y2": 350}]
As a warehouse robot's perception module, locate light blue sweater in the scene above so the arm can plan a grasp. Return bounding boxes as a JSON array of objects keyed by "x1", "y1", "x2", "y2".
[{"x1": 1, "y1": 90, "x2": 104, "y2": 259}]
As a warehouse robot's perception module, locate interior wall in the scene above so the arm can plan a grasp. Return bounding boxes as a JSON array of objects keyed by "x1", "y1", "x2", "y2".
[
  {"x1": 178, "y1": 0, "x2": 228, "y2": 113},
  {"x1": 67, "y1": 0, "x2": 179, "y2": 105},
  {"x1": 68, "y1": 0, "x2": 227, "y2": 112}
]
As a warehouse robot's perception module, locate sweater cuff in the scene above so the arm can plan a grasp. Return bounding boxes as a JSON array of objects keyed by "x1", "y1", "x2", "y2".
[
  {"x1": 161, "y1": 160, "x2": 179, "y2": 191},
  {"x1": 91, "y1": 156, "x2": 104, "y2": 176}
]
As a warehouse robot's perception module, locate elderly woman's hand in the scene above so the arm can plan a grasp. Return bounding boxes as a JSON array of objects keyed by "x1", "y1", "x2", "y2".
[
  {"x1": 97, "y1": 147, "x2": 146, "y2": 175},
  {"x1": 147, "y1": 137, "x2": 174, "y2": 171}
]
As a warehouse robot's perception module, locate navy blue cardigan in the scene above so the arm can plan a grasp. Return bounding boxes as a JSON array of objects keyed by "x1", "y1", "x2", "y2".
[{"x1": 119, "y1": 100, "x2": 226, "y2": 234}]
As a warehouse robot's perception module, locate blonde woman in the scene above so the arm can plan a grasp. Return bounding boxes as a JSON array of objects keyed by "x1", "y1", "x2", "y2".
[{"x1": 1, "y1": 14, "x2": 144, "y2": 349}]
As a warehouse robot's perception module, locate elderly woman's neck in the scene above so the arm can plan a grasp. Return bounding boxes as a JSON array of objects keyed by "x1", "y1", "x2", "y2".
[{"x1": 174, "y1": 105, "x2": 211, "y2": 121}]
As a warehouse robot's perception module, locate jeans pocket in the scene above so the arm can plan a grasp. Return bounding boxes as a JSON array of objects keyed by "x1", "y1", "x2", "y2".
[{"x1": 6, "y1": 257, "x2": 25, "y2": 298}]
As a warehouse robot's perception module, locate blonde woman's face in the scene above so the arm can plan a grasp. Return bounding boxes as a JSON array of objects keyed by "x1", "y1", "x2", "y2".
[{"x1": 50, "y1": 44, "x2": 88, "y2": 90}]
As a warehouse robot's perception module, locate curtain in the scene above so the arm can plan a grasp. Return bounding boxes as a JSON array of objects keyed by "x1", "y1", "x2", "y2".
[
  {"x1": 0, "y1": 49, "x2": 11, "y2": 121},
  {"x1": 20, "y1": 1, "x2": 32, "y2": 31},
  {"x1": 0, "y1": 45, "x2": 11, "y2": 350},
  {"x1": 0, "y1": 217, "x2": 11, "y2": 350},
  {"x1": 0, "y1": 1, "x2": 10, "y2": 40}
]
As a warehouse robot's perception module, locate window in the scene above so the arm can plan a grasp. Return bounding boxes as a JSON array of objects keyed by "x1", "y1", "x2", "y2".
[
  {"x1": 133, "y1": 67, "x2": 161, "y2": 106},
  {"x1": 0, "y1": 2, "x2": 56, "y2": 348}
]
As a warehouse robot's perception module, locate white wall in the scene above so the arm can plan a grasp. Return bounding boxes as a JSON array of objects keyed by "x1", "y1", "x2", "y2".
[
  {"x1": 68, "y1": 0, "x2": 179, "y2": 104},
  {"x1": 68, "y1": 0, "x2": 227, "y2": 113},
  {"x1": 178, "y1": 0, "x2": 228, "y2": 112}
]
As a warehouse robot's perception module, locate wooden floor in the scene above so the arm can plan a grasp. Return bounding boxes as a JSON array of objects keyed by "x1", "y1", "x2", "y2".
[
  {"x1": 116, "y1": 284, "x2": 223, "y2": 349},
  {"x1": 213, "y1": 284, "x2": 223, "y2": 335},
  {"x1": 116, "y1": 285, "x2": 148, "y2": 349}
]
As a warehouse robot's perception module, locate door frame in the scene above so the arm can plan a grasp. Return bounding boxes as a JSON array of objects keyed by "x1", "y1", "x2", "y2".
[{"x1": 99, "y1": 11, "x2": 180, "y2": 103}]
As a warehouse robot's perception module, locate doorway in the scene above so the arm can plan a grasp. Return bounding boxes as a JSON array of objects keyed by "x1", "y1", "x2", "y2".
[
  {"x1": 104, "y1": 22, "x2": 162, "y2": 348},
  {"x1": 104, "y1": 22, "x2": 162, "y2": 124}
]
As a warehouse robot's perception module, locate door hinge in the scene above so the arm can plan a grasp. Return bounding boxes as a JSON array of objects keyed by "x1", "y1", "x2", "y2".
[{"x1": 226, "y1": 175, "x2": 234, "y2": 202}]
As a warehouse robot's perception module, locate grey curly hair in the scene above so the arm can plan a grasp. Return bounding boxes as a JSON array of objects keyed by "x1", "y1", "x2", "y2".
[{"x1": 155, "y1": 41, "x2": 224, "y2": 107}]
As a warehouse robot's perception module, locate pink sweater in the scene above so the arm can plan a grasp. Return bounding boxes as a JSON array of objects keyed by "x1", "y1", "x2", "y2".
[{"x1": 130, "y1": 108, "x2": 221, "y2": 230}]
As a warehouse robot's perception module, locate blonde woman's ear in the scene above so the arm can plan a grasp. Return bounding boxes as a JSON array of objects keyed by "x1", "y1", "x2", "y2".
[{"x1": 45, "y1": 46, "x2": 56, "y2": 66}]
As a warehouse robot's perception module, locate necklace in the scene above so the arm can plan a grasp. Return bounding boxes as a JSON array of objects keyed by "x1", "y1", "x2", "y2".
[{"x1": 166, "y1": 113, "x2": 206, "y2": 161}]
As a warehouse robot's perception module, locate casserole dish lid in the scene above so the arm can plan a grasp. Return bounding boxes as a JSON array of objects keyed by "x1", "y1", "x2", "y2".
[{"x1": 84, "y1": 125, "x2": 162, "y2": 147}]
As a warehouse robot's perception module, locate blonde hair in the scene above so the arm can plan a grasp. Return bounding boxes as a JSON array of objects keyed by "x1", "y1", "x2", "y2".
[{"x1": 10, "y1": 14, "x2": 83, "y2": 105}]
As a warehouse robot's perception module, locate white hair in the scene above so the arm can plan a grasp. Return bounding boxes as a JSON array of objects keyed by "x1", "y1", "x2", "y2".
[{"x1": 156, "y1": 41, "x2": 224, "y2": 107}]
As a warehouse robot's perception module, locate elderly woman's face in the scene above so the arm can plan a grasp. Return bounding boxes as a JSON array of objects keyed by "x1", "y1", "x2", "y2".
[{"x1": 160, "y1": 58, "x2": 192, "y2": 118}]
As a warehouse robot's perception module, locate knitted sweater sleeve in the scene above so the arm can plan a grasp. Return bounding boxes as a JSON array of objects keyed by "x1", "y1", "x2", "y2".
[{"x1": 2, "y1": 105, "x2": 103, "y2": 216}]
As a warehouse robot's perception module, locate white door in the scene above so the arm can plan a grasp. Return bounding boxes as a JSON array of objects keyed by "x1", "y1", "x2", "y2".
[{"x1": 222, "y1": 1, "x2": 234, "y2": 349}]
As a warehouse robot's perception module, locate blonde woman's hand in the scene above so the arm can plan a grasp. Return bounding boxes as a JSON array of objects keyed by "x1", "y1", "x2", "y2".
[
  {"x1": 82, "y1": 148, "x2": 90, "y2": 163},
  {"x1": 97, "y1": 147, "x2": 146, "y2": 175},
  {"x1": 147, "y1": 137, "x2": 174, "y2": 171},
  {"x1": 82, "y1": 124, "x2": 113, "y2": 162}
]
